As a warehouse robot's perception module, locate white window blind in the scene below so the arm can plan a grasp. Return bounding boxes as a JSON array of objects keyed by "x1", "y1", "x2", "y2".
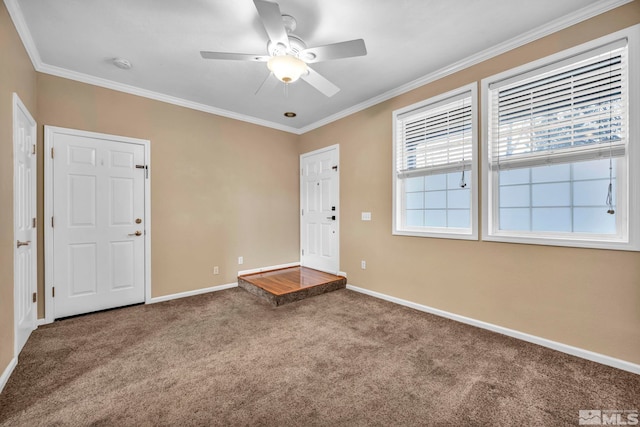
[
  {"x1": 489, "y1": 39, "x2": 627, "y2": 170},
  {"x1": 396, "y1": 93, "x2": 472, "y2": 179}
]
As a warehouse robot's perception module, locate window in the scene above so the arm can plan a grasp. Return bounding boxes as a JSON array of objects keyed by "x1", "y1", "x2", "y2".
[
  {"x1": 482, "y1": 26, "x2": 640, "y2": 251},
  {"x1": 393, "y1": 84, "x2": 478, "y2": 239}
]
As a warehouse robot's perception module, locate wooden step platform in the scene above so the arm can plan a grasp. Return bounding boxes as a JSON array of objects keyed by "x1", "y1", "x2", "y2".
[{"x1": 238, "y1": 266, "x2": 346, "y2": 306}]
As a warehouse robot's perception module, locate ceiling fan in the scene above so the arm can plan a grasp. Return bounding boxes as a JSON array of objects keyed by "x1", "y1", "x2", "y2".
[{"x1": 200, "y1": 0, "x2": 367, "y2": 97}]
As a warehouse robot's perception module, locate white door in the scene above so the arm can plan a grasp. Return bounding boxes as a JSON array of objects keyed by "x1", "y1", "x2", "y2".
[
  {"x1": 50, "y1": 129, "x2": 147, "y2": 318},
  {"x1": 13, "y1": 94, "x2": 37, "y2": 355},
  {"x1": 300, "y1": 145, "x2": 339, "y2": 274}
]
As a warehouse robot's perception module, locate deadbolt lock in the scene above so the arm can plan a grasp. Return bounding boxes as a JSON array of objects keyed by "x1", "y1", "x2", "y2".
[{"x1": 135, "y1": 218, "x2": 142, "y2": 224}]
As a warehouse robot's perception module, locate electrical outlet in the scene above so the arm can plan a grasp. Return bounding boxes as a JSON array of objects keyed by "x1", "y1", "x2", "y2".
[
  {"x1": 361, "y1": 260, "x2": 366, "y2": 269},
  {"x1": 213, "y1": 266, "x2": 219, "y2": 275},
  {"x1": 238, "y1": 256, "x2": 244, "y2": 265}
]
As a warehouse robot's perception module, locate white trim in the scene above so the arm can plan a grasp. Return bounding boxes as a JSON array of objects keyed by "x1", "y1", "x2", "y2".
[
  {"x1": 44, "y1": 128, "x2": 53, "y2": 323},
  {"x1": 39, "y1": 64, "x2": 301, "y2": 135},
  {"x1": 13, "y1": 93, "x2": 37, "y2": 358},
  {"x1": 481, "y1": 25, "x2": 640, "y2": 252},
  {"x1": 392, "y1": 83, "x2": 478, "y2": 240},
  {"x1": 346, "y1": 284, "x2": 640, "y2": 375},
  {"x1": 44, "y1": 126, "x2": 152, "y2": 321},
  {"x1": 238, "y1": 262, "x2": 300, "y2": 276},
  {"x1": 3, "y1": 0, "x2": 630, "y2": 135},
  {"x1": 2, "y1": 0, "x2": 42, "y2": 69},
  {"x1": 298, "y1": 0, "x2": 633, "y2": 134},
  {"x1": 300, "y1": 144, "x2": 340, "y2": 274},
  {"x1": 36, "y1": 318, "x2": 50, "y2": 326},
  {"x1": 0, "y1": 357, "x2": 18, "y2": 393},
  {"x1": 147, "y1": 282, "x2": 238, "y2": 304}
]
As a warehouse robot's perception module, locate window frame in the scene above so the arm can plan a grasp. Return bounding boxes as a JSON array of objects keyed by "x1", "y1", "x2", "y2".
[
  {"x1": 481, "y1": 24, "x2": 640, "y2": 251},
  {"x1": 392, "y1": 83, "x2": 479, "y2": 240}
]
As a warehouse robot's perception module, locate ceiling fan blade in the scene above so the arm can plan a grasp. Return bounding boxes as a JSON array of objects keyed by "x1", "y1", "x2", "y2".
[
  {"x1": 255, "y1": 72, "x2": 279, "y2": 95},
  {"x1": 200, "y1": 51, "x2": 269, "y2": 62},
  {"x1": 301, "y1": 67, "x2": 340, "y2": 97},
  {"x1": 253, "y1": 0, "x2": 290, "y2": 49},
  {"x1": 300, "y1": 39, "x2": 367, "y2": 63}
]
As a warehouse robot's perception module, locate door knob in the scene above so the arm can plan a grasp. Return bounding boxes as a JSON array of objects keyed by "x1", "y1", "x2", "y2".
[
  {"x1": 128, "y1": 231, "x2": 142, "y2": 237},
  {"x1": 17, "y1": 240, "x2": 31, "y2": 248},
  {"x1": 326, "y1": 216, "x2": 336, "y2": 220}
]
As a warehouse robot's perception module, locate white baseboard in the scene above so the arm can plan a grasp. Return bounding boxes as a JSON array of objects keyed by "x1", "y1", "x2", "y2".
[
  {"x1": 238, "y1": 261, "x2": 300, "y2": 276},
  {"x1": 0, "y1": 357, "x2": 17, "y2": 393},
  {"x1": 346, "y1": 284, "x2": 640, "y2": 375},
  {"x1": 37, "y1": 318, "x2": 51, "y2": 326},
  {"x1": 147, "y1": 282, "x2": 238, "y2": 304}
]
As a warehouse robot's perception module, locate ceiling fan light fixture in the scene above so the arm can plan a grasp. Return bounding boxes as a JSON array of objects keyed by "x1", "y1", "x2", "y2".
[{"x1": 267, "y1": 55, "x2": 307, "y2": 83}]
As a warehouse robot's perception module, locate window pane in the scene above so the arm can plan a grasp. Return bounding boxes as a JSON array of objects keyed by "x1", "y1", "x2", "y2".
[
  {"x1": 405, "y1": 176, "x2": 424, "y2": 192},
  {"x1": 573, "y1": 159, "x2": 616, "y2": 180},
  {"x1": 406, "y1": 192, "x2": 424, "y2": 209},
  {"x1": 531, "y1": 183, "x2": 570, "y2": 207},
  {"x1": 425, "y1": 191, "x2": 446, "y2": 209},
  {"x1": 500, "y1": 168, "x2": 530, "y2": 185},
  {"x1": 406, "y1": 210, "x2": 425, "y2": 227},
  {"x1": 500, "y1": 208, "x2": 530, "y2": 231},
  {"x1": 532, "y1": 208, "x2": 571, "y2": 232},
  {"x1": 500, "y1": 185, "x2": 530, "y2": 208},
  {"x1": 574, "y1": 208, "x2": 616, "y2": 234},
  {"x1": 425, "y1": 174, "x2": 447, "y2": 191},
  {"x1": 425, "y1": 210, "x2": 447, "y2": 227},
  {"x1": 448, "y1": 188, "x2": 471, "y2": 209},
  {"x1": 448, "y1": 210, "x2": 470, "y2": 228},
  {"x1": 531, "y1": 164, "x2": 570, "y2": 183},
  {"x1": 574, "y1": 179, "x2": 615, "y2": 206}
]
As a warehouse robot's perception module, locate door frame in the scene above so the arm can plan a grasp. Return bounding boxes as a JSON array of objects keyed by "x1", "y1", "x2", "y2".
[
  {"x1": 44, "y1": 126, "x2": 152, "y2": 323},
  {"x1": 300, "y1": 144, "x2": 341, "y2": 275},
  {"x1": 13, "y1": 93, "x2": 37, "y2": 356}
]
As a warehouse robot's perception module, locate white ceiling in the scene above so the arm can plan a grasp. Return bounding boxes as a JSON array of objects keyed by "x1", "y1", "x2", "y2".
[{"x1": 6, "y1": 0, "x2": 628, "y2": 133}]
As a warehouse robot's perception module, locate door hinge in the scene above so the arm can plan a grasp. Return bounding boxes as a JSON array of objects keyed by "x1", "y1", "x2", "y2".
[
  {"x1": 51, "y1": 216, "x2": 54, "y2": 228},
  {"x1": 32, "y1": 217, "x2": 36, "y2": 228},
  {"x1": 332, "y1": 165, "x2": 338, "y2": 171},
  {"x1": 32, "y1": 144, "x2": 36, "y2": 155},
  {"x1": 301, "y1": 208, "x2": 304, "y2": 216},
  {"x1": 301, "y1": 249, "x2": 304, "y2": 256},
  {"x1": 51, "y1": 147, "x2": 54, "y2": 158},
  {"x1": 52, "y1": 287, "x2": 55, "y2": 298},
  {"x1": 32, "y1": 292, "x2": 36, "y2": 303},
  {"x1": 301, "y1": 168, "x2": 303, "y2": 176}
]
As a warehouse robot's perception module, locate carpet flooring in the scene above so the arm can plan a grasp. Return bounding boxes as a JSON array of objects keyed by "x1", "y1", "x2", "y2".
[{"x1": 0, "y1": 288, "x2": 638, "y2": 426}]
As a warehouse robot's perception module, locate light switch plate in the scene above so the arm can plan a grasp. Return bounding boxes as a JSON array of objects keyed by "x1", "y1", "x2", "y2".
[{"x1": 361, "y1": 212, "x2": 372, "y2": 221}]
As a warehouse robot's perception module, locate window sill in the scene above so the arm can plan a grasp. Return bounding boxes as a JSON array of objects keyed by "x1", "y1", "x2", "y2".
[
  {"x1": 482, "y1": 231, "x2": 639, "y2": 252},
  {"x1": 393, "y1": 228, "x2": 478, "y2": 241}
]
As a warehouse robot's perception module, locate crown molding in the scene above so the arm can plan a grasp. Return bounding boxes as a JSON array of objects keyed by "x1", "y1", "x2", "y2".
[
  {"x1": 297, "y1": 0, "x2": 634, "y2": 134},
  {"x1": 4, "y1": 0, "x2": 42, "y2": 68},
  {"x1": 4, "y1": 0, "x2": 300, "y2": 134},
  {"x1": 5, "y1": 0, "x2": 632, "y2": 136},
  {"x1": 36, "y1": 63, "x2": 301, "y2": 134}
]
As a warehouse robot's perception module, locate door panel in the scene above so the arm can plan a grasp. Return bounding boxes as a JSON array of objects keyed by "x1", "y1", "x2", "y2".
[
  {"x1": 300, "y1": 146, "x2": 339, "y2": 273},
  {"x1": 53, "y1": 131, "x2": 146, "y2": 318},
  {"x1": 110, "y1": 241, "x2": 135, "y2": 289},
  {"x1": 13, "y1": 94, "x2": 37, "y2": 356}
]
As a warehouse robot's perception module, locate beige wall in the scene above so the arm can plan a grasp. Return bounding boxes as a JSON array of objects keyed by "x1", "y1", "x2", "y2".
[
  {"x1": 36, "y1": 74, "x2": 300, "y2": 303},
  {"x1": 299, "y1": 1, "x2": 640, "y2": 364},
  {"x1": 0, "y1": 4, "x2": 38, "y2": 377},
  {"x1": 2, "y1": 0, "x2": 639, "y2": 385}
]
